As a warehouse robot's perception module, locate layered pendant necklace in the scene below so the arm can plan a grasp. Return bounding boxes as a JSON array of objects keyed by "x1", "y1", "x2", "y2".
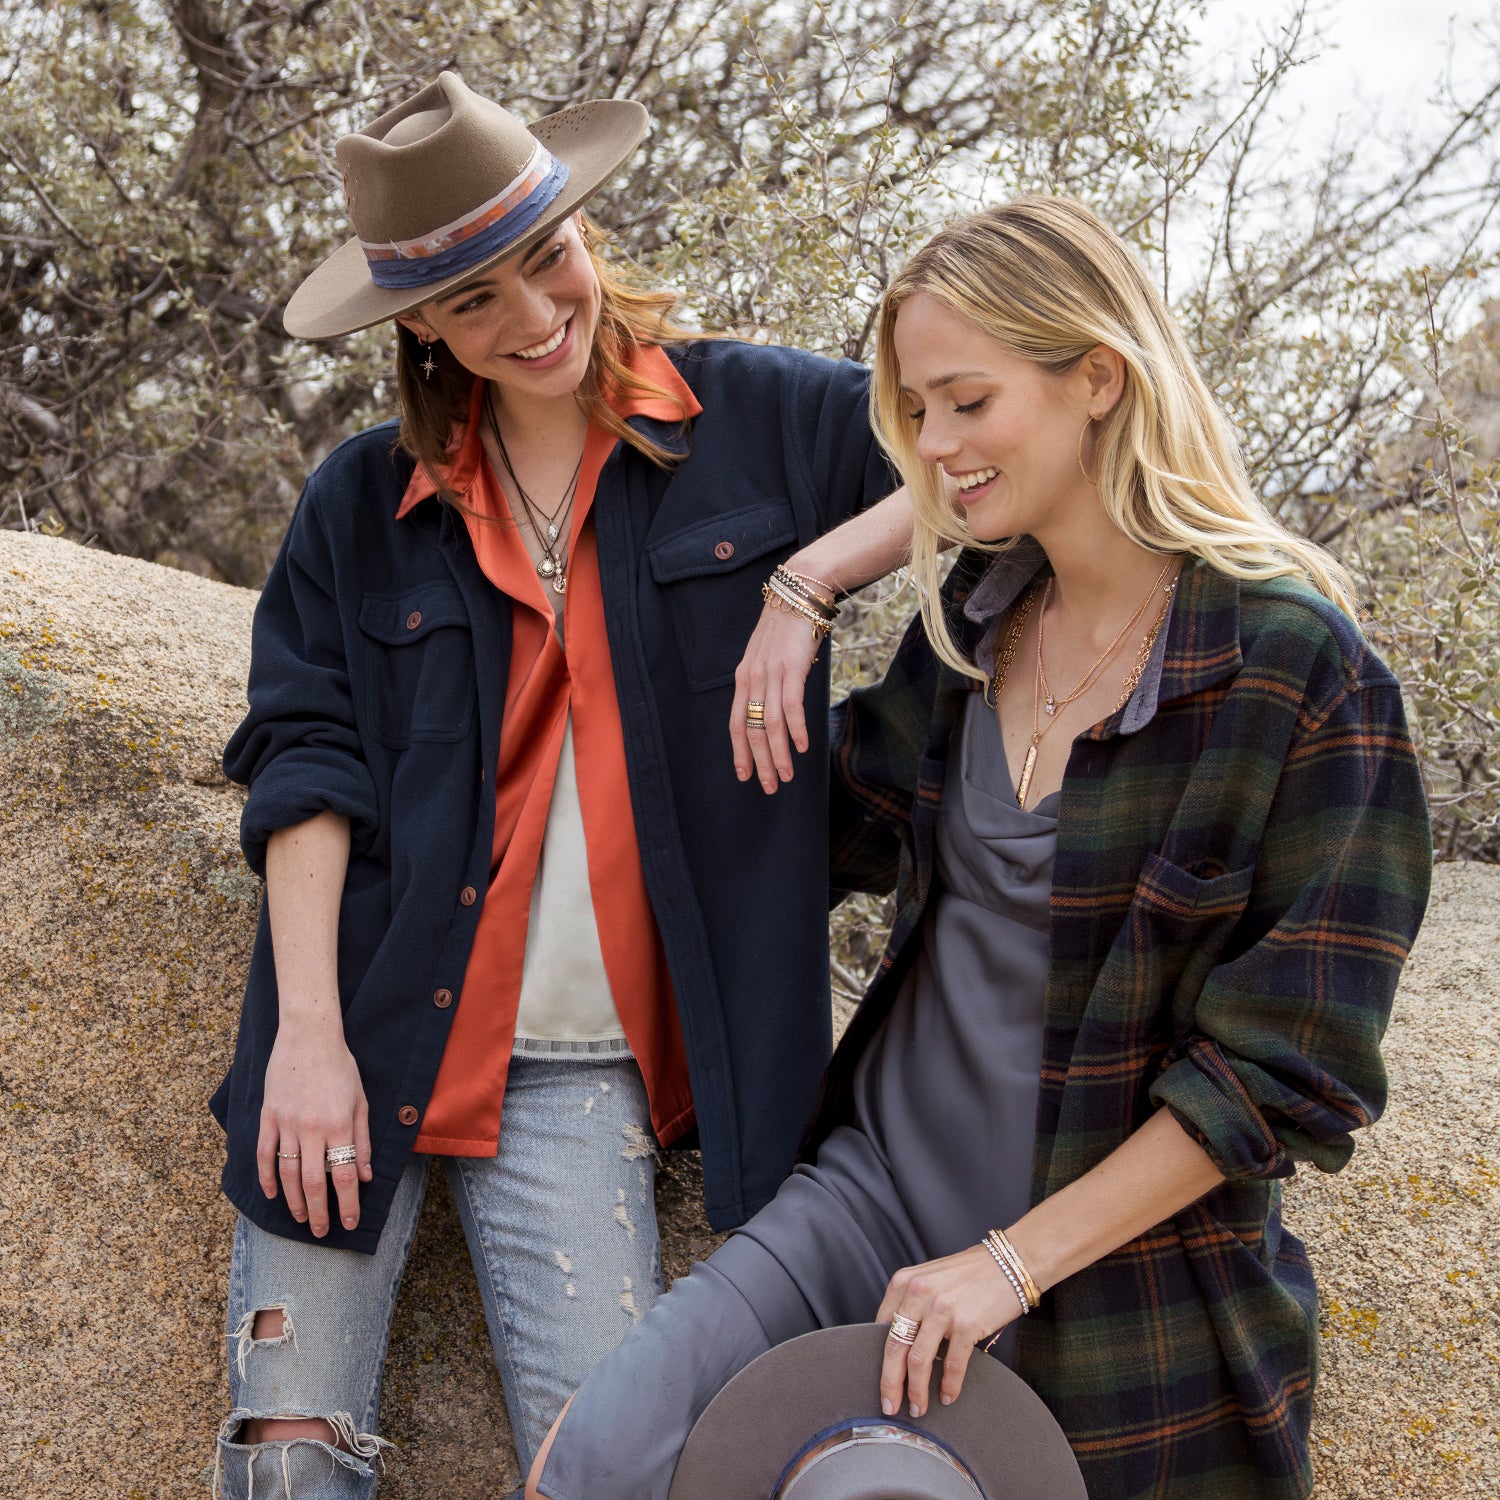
[
  {"x1": 484, "y1": 393, "x2": 582, "y2": 596},
  {"x1": 991, "y1": 557, "x2": 1178, "y2": 809}
]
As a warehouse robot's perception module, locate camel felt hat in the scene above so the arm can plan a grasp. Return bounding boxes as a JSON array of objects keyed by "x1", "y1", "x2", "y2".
[
  {"x1": 283, "y1": 72, "x2": 647, "y2": 340},
  {"x1": 668, "y1": 1325, "x2": 1087, "y2": 1500}
]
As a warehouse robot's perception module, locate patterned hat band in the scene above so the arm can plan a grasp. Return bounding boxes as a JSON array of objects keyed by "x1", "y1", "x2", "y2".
[{"x1": 359, "y1": 141, "x2": 571, "y2": 291}]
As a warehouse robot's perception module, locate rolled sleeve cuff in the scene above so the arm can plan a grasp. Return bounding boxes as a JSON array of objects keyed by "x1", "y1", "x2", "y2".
[
  {"x1": 1149, "y1": 1037, "x2": 1292, "y2": 1182},
  {"x1": 238, "y1": 750, "x2": 379, "y2": 875}
]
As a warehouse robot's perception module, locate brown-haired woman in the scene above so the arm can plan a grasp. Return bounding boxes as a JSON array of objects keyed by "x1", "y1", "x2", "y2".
[{"x1": 211, "y1": 74, "x2": 909, "y2": 1497}]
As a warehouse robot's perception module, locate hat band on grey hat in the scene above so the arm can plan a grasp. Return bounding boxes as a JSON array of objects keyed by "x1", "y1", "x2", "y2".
[{"x1": 361, "y1": 139, "x2": 569, "y2": 292}]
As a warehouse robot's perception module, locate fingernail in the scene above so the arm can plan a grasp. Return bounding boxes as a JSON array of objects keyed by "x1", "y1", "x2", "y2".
[
  {"x1": 343, "y1": 1216, "x2": 357, "y2": 1229},
  {"x1": 736, "y1": 768, "x2": 749, "y2": 781},
  {"x1": 910, "y1": 1402, "x2": 921, "y2": 1419},
  {"x1": 292, "y1": 1212, "x2": 306, "y2": 1222},
  {"x1": 881, "y1": 1399, "x2": 895, "y2": 1416},
  {"x1": 941, "y1": 1394, "x2": 954, "y2": 1405}
]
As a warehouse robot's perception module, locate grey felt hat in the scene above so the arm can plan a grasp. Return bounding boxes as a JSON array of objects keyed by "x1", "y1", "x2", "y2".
[
  {"x1": 283, "y1": 72, "x2": 647, "y2": 340},
  {"x1": 668, "y1": 1325, "x2": 1087, "y2": 1500}
]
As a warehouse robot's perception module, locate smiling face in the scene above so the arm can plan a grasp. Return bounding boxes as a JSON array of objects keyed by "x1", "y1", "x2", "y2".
[
  {"x1": 397, "y1": 214, "x2": 601, "y2": 406},
  {"x1": 893, "y1": 292, "x2": 1110, "y2": 546}
]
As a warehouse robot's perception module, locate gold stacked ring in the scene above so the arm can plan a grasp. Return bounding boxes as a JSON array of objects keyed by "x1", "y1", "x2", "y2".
[
  {"x1": 746, "y1": 701, "x2": 767, "y2": 729},
  {"x1": 888, "y1": 1312, "x2": 920, "y2": 1345}
]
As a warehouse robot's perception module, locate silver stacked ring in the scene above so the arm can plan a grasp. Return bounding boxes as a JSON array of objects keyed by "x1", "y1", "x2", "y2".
[{"x1": 324, "y1": 1145, "x2": 358, "y2": 1168}]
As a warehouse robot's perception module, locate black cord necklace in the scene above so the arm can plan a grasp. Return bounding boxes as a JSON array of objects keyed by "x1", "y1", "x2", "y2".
[{"x1": 483, "y1": 392, "x2": 583, "y2": 596}]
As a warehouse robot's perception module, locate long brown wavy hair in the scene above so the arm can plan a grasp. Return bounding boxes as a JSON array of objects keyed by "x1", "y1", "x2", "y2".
[{"x1": 394, "y1": 215, "x2": 700, "y2": 498}]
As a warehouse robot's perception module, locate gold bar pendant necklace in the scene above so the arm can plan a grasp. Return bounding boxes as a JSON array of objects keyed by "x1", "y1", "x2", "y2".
[{"x1": 992, "y1": 558, "x2": 1175, "y2": 810}]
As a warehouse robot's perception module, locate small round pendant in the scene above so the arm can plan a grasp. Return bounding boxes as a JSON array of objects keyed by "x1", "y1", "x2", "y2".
[
  {"x1": 552, "y1": 574, "x2": 567, "y2": 595},
  {"x1": 538, "y1": 558, "x2": 555, "y2": 577}
]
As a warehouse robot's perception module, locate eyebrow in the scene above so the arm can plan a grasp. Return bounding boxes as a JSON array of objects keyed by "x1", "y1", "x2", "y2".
[{"x1": 898, "y1": 370, "x2": 990, "y2": 393}]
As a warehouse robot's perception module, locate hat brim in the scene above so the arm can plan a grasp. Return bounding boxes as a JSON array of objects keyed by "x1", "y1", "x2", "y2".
[
  {"x1": 667, "y1": 1324, "x2": 1087, "y2": 1500},
  {"x1": 282, "y1": 98, "x2": 649, "y2": 340}
]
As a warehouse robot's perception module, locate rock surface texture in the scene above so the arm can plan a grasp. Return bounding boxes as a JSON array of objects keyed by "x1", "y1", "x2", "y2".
[{"x1": 1, "y1": 530, "x2": 1495, "y2": 1498}]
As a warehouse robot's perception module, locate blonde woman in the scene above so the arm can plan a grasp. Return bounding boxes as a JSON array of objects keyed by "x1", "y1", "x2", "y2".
[{"x1": 530, "y1": 197, "x2": 1431, "y2": 1500}]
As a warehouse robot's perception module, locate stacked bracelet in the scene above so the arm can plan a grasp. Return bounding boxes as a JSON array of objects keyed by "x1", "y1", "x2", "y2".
[
  {"x1": 983, "y1": 1228, "x2": 1041, "y2": 1314},
  {"x1": 983, "y1": 1239, "x2": 1030, "y2": 1317},
  {"x1": 762, "y1": 578, "x2": 836, "y2": 638},
  {"x1": 762, "y1": 565, "x2": 840, "y2": 639}
]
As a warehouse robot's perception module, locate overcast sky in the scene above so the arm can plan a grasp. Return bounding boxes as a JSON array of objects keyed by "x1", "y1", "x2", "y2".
[{"x1": 1190, "y1": 0, "x2": 1498, "y2": 169}]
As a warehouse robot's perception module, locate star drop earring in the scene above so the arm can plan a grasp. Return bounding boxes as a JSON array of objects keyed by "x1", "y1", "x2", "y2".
[{"x1": 420, "y1": 338, "x2": 437, "y2": 380}]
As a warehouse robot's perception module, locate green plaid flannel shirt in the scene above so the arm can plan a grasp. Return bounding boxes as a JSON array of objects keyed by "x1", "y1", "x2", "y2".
[{"x1": 820, "y1": 544, "x2": 1432, "y2": 1500}]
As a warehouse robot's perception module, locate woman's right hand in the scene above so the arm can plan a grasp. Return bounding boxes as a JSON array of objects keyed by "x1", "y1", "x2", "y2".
[
  {"x1": 255, "y1": 1020, "x2": 372, "y2": 1236},
  {"x1": 727, "y1": 488, "x2": 916, "y2": 793},
  {"x1": 730, "y1": 601, "x2": 824, "y2": 793}
]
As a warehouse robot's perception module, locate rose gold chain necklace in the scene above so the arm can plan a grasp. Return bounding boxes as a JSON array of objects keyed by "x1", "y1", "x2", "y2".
[{"x1": 992, "y1": 557, "x2": 1177, "y2": 808}]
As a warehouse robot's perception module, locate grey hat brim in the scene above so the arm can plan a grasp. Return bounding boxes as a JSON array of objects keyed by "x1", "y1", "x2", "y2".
[
  {"x1": 282, "y1": 98, "x2": 648, "y2": 340},
  {"x1": 667, "y1": 1324, "x2": 1087, "y2": 1500}
]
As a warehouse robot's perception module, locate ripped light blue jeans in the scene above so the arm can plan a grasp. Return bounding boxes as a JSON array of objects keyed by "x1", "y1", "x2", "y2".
[{"x1": 213, "y1": 1048, "x2": 662, "y2": 1499}]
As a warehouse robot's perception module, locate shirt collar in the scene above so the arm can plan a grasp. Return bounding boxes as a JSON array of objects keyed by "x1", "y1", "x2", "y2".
[
  {"x1": 396, "y1": 341, "x2": 702, "y2": 519},
  {"x1": 961, "y1": 541, "x2": 1241, "y2": 733}
]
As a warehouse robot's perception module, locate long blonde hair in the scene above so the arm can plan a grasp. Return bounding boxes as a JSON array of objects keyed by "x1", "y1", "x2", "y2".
[{"x1": 871, "y1": 196, "x2": 1358, "y2": 680}]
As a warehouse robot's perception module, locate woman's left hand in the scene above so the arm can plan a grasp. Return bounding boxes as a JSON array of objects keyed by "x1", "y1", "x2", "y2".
[{"x1": 875, "y1": 1245, "x2": 1025, "y2": 1417}]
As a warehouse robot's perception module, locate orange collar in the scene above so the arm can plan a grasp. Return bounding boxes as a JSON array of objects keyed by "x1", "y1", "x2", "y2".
[{"x1": 397, "y1": 342, "x2": 701, "y2": 518}]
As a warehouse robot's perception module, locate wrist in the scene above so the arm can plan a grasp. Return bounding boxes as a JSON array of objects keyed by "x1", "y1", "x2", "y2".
[{"x1": 274, "y1": 996, "x2": 347, "y2": 1041}]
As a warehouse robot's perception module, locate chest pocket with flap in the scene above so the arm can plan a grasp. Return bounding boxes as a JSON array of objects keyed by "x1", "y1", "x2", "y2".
[
  {"x1": 356, "y1": 583, "x2": 476, "y2": 748},
  {"x1": 646, "y1": 503, "x2": 799, "y2": 692}
]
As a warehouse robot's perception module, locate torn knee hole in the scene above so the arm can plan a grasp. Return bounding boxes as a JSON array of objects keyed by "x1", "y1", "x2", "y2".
[
  {"x1": 233, "y1": 1412, "x2": 394, "y2": 1464},
  {"x1": 242, "y1": 1415, "x2": 341, "y2": 1448}
]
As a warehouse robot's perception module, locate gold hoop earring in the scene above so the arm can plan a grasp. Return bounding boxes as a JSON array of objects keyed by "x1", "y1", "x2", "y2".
[{"x1": 1076, "y1": 418, "x2": 1099, "y2": 487}]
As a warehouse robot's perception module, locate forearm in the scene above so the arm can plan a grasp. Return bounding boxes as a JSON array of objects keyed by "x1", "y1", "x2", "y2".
[
  {"x1": 1008, "y1": 1107, "x2": 1225, "y2": 1294},
  {"x1": 265, "y1": 809, "x2": 351, "y2": 1036},
  {"x1": 789, "y1": 486, "x2": 913, "y2": 594}
]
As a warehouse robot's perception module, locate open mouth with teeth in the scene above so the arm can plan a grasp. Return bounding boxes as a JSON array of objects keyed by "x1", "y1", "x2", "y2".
[
  {"x1": 953, "y1": 466, "x2": 999, "y2": 499},
  {"x1": 509, "y1": 319, "x2": 572, "y2": 362}
]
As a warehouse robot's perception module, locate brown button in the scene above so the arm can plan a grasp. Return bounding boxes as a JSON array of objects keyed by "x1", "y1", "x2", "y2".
[
  {"x1": 433, "y1": 988, "x2": 453, "y2": 1009},
  {"x1": 405, "y1": 610, "x2": 422, "y2": 630},
  {"x1": 714, "y1": 540, "x2": 735, "y2": 561},
  {"x1": 397, "y1": 1105, "x2": 419, "y2": 1126},
  {"x1": 459, "y1": 886, "x2": 478, "y2": 906}
]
